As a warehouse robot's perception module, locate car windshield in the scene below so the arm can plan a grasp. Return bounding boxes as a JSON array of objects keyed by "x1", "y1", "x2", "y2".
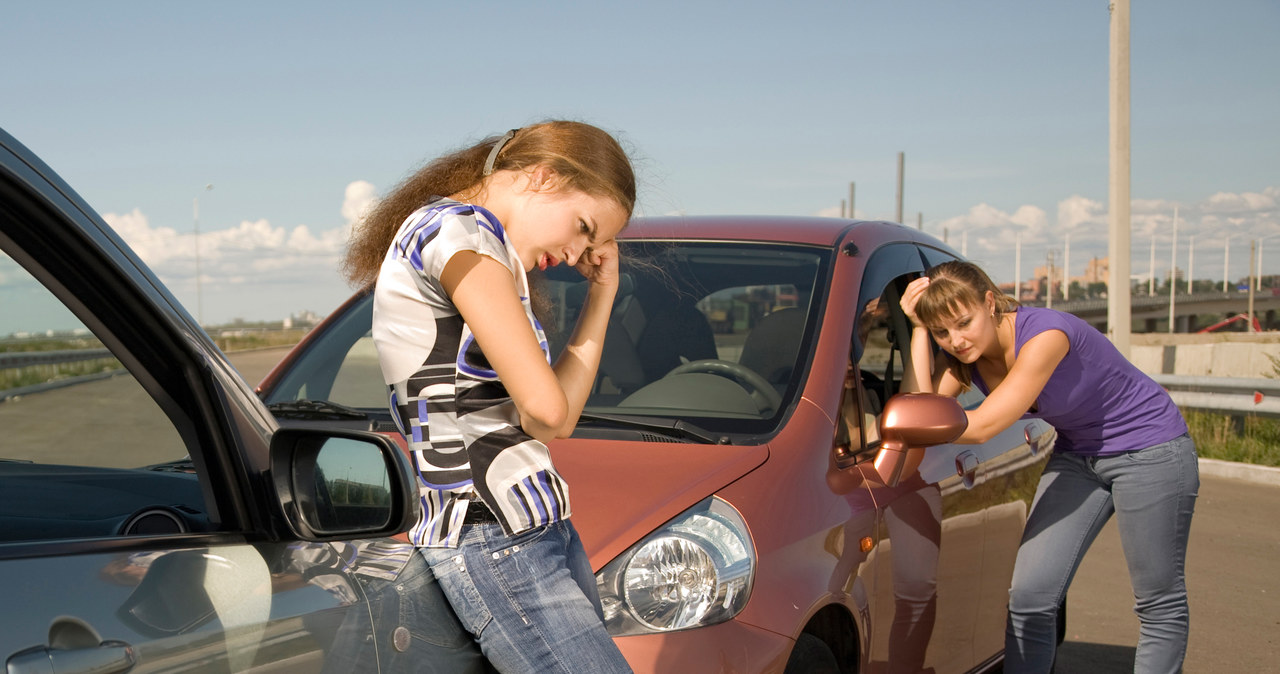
[{"x1": 263, "y1": 240, "x2": 829, "y2": 441}]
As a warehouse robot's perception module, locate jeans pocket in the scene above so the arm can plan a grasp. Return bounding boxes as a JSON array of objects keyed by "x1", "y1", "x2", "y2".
[
  {"x1": 1124, "y1": 438, "x2": 1180, "y2": 464},
  {"x1": 487, "y1": 523, "x2": 552, "y2": 558}
]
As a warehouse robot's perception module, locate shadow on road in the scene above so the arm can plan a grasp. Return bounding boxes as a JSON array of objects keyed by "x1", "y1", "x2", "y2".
[{"x1": 1054, "y1": 641, "x2": 1135, "y2": 672}]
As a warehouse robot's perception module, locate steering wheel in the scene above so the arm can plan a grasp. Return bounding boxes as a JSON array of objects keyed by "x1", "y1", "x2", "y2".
[{"x1": 665, "y1": 359, "x2": 784, "y2": 415}]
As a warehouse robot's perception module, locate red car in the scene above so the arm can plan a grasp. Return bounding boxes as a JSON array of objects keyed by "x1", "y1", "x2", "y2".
[{"x1": 259, "y1": 215, "x2": 1056, "y2": 673}]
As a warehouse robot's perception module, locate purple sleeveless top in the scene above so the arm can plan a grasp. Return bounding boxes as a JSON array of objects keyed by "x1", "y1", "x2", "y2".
[{"x1": 970, "y1": 306, "x2": 1187, "y2": 456}]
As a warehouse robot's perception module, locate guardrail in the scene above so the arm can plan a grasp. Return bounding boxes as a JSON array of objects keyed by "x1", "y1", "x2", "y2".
[
  {"x1": 1151, "y1": 374, "x2": 1280, "y2": 418},
  {"x1": 0, "y1": 348, "x2": 122, "y2": 402},
  {"x1": 0, "y1": 348, "x2": 112, "y2": 368}
]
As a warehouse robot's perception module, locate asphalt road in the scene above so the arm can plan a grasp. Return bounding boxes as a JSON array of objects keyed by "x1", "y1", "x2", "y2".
[{"x1": 1056, "y1": 471, "x2": 1279, "y2": 673}]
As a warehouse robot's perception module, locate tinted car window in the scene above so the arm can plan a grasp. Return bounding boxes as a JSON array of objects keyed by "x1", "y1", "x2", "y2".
[
  {"x1": 0, "y1": 247, "x2": 205, "y2": 542},
  {"x1": 265, "y1": 241, "x2": 829, "y2": 441}
]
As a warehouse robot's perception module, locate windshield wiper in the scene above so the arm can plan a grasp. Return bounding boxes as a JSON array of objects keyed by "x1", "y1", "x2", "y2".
[
  {"x1": 265, "y1": 399, "x2": 370, "y2": 421},
  {"x1": 575, "y1": 412, "x2": 726, "y2": 445}
]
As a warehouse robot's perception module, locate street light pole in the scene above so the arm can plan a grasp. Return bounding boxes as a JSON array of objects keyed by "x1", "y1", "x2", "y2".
[
  {"x1": 1015, "y1": 231, "x2": 1022, "y2": 302},
  {"x1": 193, "y1": 184, "x2": 212, "y2": 326},
  {"x1": 1149, "y1": 234, "x2": 1156, "y2": 296},
  {"x1": 1187, "y1": 233, "x2": 1196, "y2": 294},
  {"x1": 1224, "y1": 234, "x2": 1232, "y2": 293},
  {"x1": 1256, "y1": 233, "x2": 1279, "y2": 291},
  {"x1": 1169, "y1": 207, "x2": 1178, "y2": 332},
  {"x1": 1107, "y1": 0, "x2": 1132, "y2": 356},
  {"x1": 1064, "y1": 233, "x2": 1071, "y2": 301}
]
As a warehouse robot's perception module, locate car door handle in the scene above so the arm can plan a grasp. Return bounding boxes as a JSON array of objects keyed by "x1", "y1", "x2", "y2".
[
  {"x1": 955, "y1": 450, "x2": 979, "y2": 489},
  {"x1": 6, "y1": 617, "x2": 137, "y2": 674}
]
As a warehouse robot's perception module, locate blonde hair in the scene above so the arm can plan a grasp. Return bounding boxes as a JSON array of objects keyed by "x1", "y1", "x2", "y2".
[
  {"x1": 915, "y1": 260, "x2": 1019, "y2": 387},
  {"x1": 342, "y1": 120, "x2": 635, "y2": 288}
]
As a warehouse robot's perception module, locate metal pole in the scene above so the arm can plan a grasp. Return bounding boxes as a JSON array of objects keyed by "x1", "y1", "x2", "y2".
[
  {"x1": 849, "y1": 182, "x2": 856, "y2": 219},
  {"x1": 917, "y1": 212, "x2": 922, "y2": 231},
  {"x1": 1107, "y1": 0, "x2": 1132, "y2": 357},
  {"x1": 1187, "y1": 234, "x2": 1196, "y2": 294},
  {"x1": 1015, "y1": 231, "x2": 1022, "y2": 302},
  {"x1": 1249, "y1": 239, "x2": 1257, "y2": 331},
  {"x1": 1149, "y1": 235, "x2": 1156, "y2": 296},
  {"x1": 1065, "y1": 233, "x2": 1071, "y2": 301},
  {"x1": 895, "y1": 152, "x2": 904, "y2": 224},
  {"x1": 1169, "y1": 207, "x2": 1177, "y2": 332},
  {"x1": 1047, "y1": 249, "x2": 1056, "y2": 309},
  {"x1": 193, "y1": 184, "x2": 212, "y2": 327},
  {"x1": 1224, "y1": 235, "x2": 1231, "y2": 292},
  {"x1": 840, "y1": 199, "x2": 846, "y2": 218}
]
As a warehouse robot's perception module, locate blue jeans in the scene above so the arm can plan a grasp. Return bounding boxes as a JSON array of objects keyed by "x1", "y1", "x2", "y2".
[
  {"x1": 319, "y1": 549, "x2": 491, "y2": 674},
  {"x1": 420, "y1": 519, "x2": 632, "y2": 674},
  {"x1": 1004, "y1": 434, "x2": 1199, "y2": 674}
]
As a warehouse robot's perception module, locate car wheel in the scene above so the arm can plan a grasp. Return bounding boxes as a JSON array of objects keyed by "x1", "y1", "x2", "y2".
[{"x1": 783, "y1": 633, "x2": 840, "y2": 674}]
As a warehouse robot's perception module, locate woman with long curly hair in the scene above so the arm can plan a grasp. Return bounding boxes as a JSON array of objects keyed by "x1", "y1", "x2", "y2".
[{"x1": 344, "y1": 120, "x2": 635, "y2": 673}]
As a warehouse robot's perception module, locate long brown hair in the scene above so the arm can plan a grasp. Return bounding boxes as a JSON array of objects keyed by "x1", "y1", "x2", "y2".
[
  {"x1": 914, "y1": 260, "x2": 1020, "y2": 387},
  {"x1": 342, "y1": 120, "x2": 636, "y2": 288}
]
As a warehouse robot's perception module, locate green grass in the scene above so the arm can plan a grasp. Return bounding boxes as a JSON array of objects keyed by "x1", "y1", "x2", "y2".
[{"x1": 1185, "y1": 409, "x2": 1280, "y2": 467}]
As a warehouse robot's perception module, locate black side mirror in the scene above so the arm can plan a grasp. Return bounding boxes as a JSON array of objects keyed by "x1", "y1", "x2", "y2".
[
  {"x1": 269, "y1": 428, "x2": 419, "y2": 540},
  {"x1": 874, "y1": 393, "x2": 968, "y2": 487}
]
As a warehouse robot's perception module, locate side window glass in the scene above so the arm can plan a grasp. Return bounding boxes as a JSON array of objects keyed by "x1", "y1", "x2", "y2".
[
  {"x1": 0, "y1": 248, "x2": 205, "y2": 543},
  {"x1": 837, "y1": 267, "x2": 922, "y2": 461}
]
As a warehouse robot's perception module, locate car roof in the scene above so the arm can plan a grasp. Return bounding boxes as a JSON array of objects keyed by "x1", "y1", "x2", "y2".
[{"x1": 621, "y1": 215, "x2": 877, "y2": 247}]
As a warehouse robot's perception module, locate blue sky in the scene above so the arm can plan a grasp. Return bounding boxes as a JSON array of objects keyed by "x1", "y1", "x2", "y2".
[{"x1": 2, "y1": 1, "x2": 1277, "y2": 325}]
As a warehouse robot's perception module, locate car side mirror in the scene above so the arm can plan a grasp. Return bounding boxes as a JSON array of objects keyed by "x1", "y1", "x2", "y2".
[
  {"x1": 873, "y1": 393, "x2": 968, "y2": 487},
  {"x1": 269, "y1": 428, "x2": 420, "y2": 540}
]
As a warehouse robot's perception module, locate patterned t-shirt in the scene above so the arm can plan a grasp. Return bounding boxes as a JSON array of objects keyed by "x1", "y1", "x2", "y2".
[{"x1": 372, "y1": 197, "x2": 570, "y2": 548}]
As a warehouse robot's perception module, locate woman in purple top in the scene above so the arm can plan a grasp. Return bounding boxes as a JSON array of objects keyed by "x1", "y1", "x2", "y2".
[{"x1": 900, "y1": 261, "x2": 1198, "y2": 674}]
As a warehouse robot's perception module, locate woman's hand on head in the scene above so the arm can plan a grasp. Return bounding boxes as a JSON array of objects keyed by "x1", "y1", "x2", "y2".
[
  {"x1": 900, "y1": 276, "x2": 931, "y2": 328},
  {"x1": 574, "y1": 238, "x2": 620, "y2": 290}
]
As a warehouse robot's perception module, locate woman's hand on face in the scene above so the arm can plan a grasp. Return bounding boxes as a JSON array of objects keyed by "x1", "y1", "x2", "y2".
[
  {"x1": 900, "y1": 276, "x2": 931, "y2": 328},
  {"x1": 574, "y1": 238, "x2": 620, "y2": 290}
]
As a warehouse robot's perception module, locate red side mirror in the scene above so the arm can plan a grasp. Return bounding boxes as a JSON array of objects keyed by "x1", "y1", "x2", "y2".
[{"x1": 874, "y1": 393, "x2": 968, "y2": 487}]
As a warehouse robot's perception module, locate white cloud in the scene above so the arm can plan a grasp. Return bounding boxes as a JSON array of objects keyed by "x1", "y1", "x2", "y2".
[
  {"x1": 102, "y1": 208, "x2": 189, "y2": 266},
  {"x1": 1204, "y1": 189, "x2": 1277, "y2": 215},
  {"x1": 342, "y1": 180, "x2": 378, "y2": 224},
  {"x1": 96, "y1": 180, "x2": 1280, "y2": 321},
  {"x1": 1056, "y1": 195, "x2": 1106, "y2": 231}
]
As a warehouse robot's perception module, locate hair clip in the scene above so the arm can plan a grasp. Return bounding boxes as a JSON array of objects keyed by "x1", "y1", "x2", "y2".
[{"x1": 482, "y1": 129, "x2": 520, "y2": 176}]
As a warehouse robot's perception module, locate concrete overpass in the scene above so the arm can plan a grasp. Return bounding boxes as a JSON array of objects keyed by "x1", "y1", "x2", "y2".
[{"x1": 1028, "y1": 290, "x2": 1280, "y2": 332}]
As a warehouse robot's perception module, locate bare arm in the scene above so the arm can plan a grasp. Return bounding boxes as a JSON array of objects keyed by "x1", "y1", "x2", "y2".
[
  {"x1": 958, "y1": 329, "x2": 1068, "y2": 444},
  {"x1": 442, "y1": 241, "x2": 620, "y2": 443},
  {"x1": 899, "y1": 276, "x2": 964, "y2": 398}
]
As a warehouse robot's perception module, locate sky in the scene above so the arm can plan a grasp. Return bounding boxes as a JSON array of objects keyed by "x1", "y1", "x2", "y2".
[{"x1": 2, "y1": 1, "x2": 1277, "y2": 326}]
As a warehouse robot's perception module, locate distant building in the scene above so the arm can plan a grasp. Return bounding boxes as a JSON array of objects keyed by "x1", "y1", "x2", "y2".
[{"x1": 1080, "y1": 256, "x2": 1108, "y2": 286}]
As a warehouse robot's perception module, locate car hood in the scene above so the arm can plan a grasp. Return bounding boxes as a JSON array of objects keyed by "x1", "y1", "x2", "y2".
[{"x1": 550, "y1": 438, "x2": 769, "y2": 569}]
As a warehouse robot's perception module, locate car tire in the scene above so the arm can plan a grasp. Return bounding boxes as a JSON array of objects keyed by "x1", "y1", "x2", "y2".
[{"x1": 783, "y1": 633, "x2": 840, "y2": 674}]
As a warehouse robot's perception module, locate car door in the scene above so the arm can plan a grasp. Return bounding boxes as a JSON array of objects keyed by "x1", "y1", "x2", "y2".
[
  {"x1": 0, "y1": 130, "x2": 484, "y2": 673},
  {"x1": 914, "y1": 243, "x2": 1056, "y2": 664},
  {"x1": 835, "y1": 241, "x2": 979, "y2": 674}
]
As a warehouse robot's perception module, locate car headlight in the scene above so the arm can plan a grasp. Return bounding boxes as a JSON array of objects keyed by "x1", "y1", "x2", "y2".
[{"x1": 596, "y1": 496, "x2": 754, "y2": 636}]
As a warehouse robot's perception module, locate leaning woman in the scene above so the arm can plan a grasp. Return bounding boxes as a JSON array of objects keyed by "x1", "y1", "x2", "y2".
[
  {"x1": 899, "y1": 261, "x2": 1198, "y2": 674},
  {"x1": 342, "y1": 121, "x2": 635, "y2": 673}
]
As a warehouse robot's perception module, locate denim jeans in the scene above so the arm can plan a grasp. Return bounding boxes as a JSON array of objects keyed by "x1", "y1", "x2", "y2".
[
  {"x1": 420, "y1": 519, "x2": 632, "y2": 674},
  {"x1": 1004, "y1": 434, "x2": 1199, "y2": 674},
  {"x1": 320, "y1": 550, "x2": 491, "y2": 674}
]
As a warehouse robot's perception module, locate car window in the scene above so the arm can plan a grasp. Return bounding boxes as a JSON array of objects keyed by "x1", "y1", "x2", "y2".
[
  {"x1": 545, "y1": 241, "x2": 827, "y2": 437},
  {"x1": 837, "y1": 241, "x2": 926, "y2": 460},
  {"x1": 0, "y1": 247, "x2": 207, "y2": 543}
]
